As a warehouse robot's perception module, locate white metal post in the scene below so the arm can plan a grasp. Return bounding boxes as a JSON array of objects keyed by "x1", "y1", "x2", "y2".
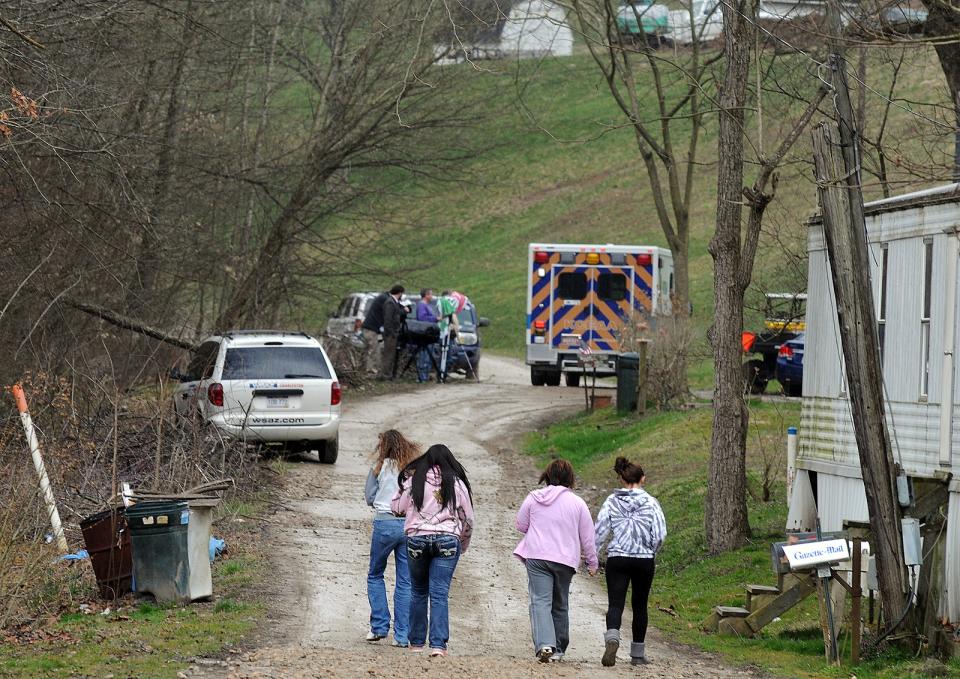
[
  {"x1": 939, "y1": 228, "x2": 959, "y2": 468},
  {"x1": 11, "y1": 385, "x2": 69, "y2": 553},
  {"x1": 787, "y1": 426, "x2": 798, "y2": 507}
]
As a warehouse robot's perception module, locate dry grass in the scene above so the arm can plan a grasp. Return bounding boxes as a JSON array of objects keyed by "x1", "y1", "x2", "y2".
[{"x1": 0, "y1": 370, "x2": 265, "y2": 629}]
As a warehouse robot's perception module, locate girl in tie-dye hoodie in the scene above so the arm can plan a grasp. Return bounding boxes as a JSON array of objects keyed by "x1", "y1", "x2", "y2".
[{"x1": 594, "y1": 457, "x2": 666, "y2": 668}]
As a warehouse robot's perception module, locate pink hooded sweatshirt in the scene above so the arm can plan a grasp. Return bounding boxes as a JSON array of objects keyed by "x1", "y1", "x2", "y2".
[
  {"x1": 514, "y1": 486, "x2": 599, "y2": 571},
  {"x1": 391, "y1": 467, "x2": 474, "y2": 552}
]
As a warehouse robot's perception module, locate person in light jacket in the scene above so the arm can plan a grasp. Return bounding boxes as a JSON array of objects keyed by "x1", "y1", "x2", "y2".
[
  {"x1": 514, "y1": 458, "x2": 598, "y2": 663},
  {"x1": 595, "y1": 456, "x2": 666, "y2": 667},
  {"x1": 391, "y1": 444, "x2": 474, "y2": 657},
  {"x1": 364, "y1": 430, "x2": 422, "y2": 646}
]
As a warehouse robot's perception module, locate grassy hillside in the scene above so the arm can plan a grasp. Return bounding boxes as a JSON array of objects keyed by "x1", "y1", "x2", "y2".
[
  {"x1": 309, "y1": 46, "x2": 951, "y2": 383},
  {"x1": 525, "y1": 402, "x2": 960, "y2": 678}
]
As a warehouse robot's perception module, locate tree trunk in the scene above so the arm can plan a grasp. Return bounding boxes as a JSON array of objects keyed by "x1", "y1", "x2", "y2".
[
  {"x1": 921, "y1": 0, "x2": 960, "y2": 178},
  {"x1": 705, "y1": 0, "x2": 754, "y2": 553},
  {"x1": 129, "y1": 0, "x2": 196, "y2": 312}
]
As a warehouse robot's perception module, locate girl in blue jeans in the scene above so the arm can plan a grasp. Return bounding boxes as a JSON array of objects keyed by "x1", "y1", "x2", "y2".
[
  {"x1": 392, "y1": 444, "x2": 475, "y2": 657},
  {"x1": 364, "y1": 430, "x2": 422, "y2": 646}
]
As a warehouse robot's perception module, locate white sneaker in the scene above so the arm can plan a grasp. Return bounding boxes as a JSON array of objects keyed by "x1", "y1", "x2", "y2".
[
  {"x1": 365, "y1": 631, "x2": 386, "y2": 642},
  {"x1": 537, "y1": 646, "x2": 554, "y2": 663}
]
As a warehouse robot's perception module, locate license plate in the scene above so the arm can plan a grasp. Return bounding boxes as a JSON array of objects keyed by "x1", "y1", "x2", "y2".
[{"x1": 266, "y1": 397, "x2": 288, "y2": 409}]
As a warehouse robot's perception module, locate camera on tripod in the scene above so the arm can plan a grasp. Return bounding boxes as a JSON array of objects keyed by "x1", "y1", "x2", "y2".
[{"x1": 400, "y1": 317, "x2": 440, "y2": 347}]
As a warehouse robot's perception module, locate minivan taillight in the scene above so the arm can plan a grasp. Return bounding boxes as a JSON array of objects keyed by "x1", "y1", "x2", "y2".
[
  {"x1": 208, "y1": 383, "x2": 224, "y2": 407},
  {"x1": 331, "y1": 381, "x2": 341, "y2": 406}
]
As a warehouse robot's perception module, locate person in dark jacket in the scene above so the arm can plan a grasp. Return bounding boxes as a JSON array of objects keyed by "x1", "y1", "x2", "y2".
[
  {"x1": 379, "y1": 284, "x2": 405, "y2": 380},
  {"x1": 361, "y1": 292, "x2": 388, "y2": 374}
]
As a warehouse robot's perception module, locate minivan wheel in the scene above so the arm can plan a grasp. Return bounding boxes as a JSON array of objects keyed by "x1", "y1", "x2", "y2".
[{"x1": 317, "y1": 436, "x2": 338, "y2": 464}]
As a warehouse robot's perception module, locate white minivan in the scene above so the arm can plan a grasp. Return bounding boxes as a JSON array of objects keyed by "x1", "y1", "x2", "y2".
[{"x1": 171, "y1": 331, "x2": 341, "y2": 463}]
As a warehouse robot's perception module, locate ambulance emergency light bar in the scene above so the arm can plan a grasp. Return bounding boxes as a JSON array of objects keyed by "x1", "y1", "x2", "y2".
[{"x1": 532, "y1": 248, "x2": 654, "y2": 266}]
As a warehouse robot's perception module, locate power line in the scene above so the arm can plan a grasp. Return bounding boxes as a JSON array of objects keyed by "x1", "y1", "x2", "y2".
[{"x1": 714, "y1": 0, "x2": 954, "y2": 132}]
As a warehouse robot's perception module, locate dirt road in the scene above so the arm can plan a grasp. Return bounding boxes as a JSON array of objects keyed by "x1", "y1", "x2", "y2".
[{"x1": 190, "y1": 356, "x2": 760, "y2": 678}]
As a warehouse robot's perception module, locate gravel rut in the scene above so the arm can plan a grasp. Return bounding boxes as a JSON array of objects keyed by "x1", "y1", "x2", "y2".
[{"x1": 190, "y1": 356, "x2": 764, "y2": 679}]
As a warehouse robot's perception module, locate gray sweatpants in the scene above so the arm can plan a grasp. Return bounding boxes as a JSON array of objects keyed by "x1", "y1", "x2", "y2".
[{"x1": 525, "y1": 558, "x2": 575, "y2": 655}]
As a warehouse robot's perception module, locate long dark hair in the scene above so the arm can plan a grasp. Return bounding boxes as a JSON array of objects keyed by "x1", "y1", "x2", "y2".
[{"x1": 399, "y1": 444, "x2": 472, "y2": 512}]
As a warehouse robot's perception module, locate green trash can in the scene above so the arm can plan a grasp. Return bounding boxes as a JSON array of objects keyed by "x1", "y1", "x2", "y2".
[
  {"x1": 126, "y1": 501, "x2": 190, "y2": 603},
  {"x1": 616, "y1": 352, "x2": 641, "y2": 413}
]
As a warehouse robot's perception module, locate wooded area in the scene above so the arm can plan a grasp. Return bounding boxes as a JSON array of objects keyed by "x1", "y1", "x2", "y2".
[{"x1": 0, "y1": 0, "x2": 485, "y2": 388}]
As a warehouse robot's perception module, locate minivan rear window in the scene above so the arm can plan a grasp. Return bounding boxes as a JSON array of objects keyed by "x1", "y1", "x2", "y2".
[{"x1": 221, "y1": 347, "x2": 332, "y2": 380}]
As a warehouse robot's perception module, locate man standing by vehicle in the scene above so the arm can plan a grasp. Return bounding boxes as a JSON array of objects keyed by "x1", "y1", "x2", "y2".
[
  {"x1": 415, "y1": 289, "x2": 439, "y2": 383},
  {"x1": 361, "y1": 291, "x2": 388, "y2": 375},
  {"x1": 379, "y1": 284, "x2": 405, "y2": 380}
]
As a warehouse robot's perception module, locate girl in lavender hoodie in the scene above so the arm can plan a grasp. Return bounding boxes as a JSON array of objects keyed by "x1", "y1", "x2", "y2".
[
  {"x1": 392, "y1": 444, "x2": 474, "y2": 657},
  {"x1": 514, "y1": 459, "x2": 599, "y2": 663}
]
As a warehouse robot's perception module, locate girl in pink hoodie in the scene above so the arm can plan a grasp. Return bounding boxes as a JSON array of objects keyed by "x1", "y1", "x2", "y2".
[
  {"x1": 392, "y1": 444, "x2": 474, "y2": 657},
  {"x1": 514, "y1": 459, "x2": 599, "y2": 663}
]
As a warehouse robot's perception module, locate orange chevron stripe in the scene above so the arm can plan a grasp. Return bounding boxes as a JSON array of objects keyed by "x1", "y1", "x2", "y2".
[{"x1": 550, "y1": 296, "x2": 591, "y2": 342}]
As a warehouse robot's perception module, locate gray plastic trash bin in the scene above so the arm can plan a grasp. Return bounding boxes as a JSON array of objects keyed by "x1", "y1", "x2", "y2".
[{"x1": 126, "y1": 501, "x2": 191, "y2": 603}]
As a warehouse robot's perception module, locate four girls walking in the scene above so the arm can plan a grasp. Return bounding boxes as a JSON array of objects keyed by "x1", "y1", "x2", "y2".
[{"x1": 365, "y1": 427, "x2": 665, "y2": 666}]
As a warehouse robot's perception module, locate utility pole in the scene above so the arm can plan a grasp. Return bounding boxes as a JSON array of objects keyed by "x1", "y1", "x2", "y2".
[{"x1": 810, "y1": 0, "x2": 909, "y2": 637}]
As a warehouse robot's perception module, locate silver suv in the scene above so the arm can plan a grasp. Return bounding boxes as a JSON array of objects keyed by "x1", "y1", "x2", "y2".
[
  {"x1": 171, "y1": 331, "x2": 341, "y2": 463},
  {"x1": 325, "y1": 292, "x2": 378, "y2": 343}
]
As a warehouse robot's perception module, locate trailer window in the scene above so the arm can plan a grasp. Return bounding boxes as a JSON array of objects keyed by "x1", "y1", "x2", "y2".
[
  {"x1": 878, "y1": 244, "x2": 888, "y2": 361},
  {"x1": 557, "y1": 272, "x2": 588, "y2": 300},
  {"x1": 598, "y1": 273, "x2": 628, "y2": 301},
  {"x1": 920, "y1": 238, "x2": 933, "y2": 399}
]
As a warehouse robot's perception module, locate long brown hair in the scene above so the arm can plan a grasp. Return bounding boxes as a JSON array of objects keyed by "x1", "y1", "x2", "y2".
[
  {"x1": 539, "y1": 459, "x2": 576, "y2": 488},
  {"x1": 373, "y1": 429, "x2": 421, "y2": 475}
]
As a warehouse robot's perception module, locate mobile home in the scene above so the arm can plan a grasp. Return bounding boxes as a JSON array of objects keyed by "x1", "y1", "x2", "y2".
[{"x1": 790, "y1": 184, "x2": 960, "y2": 628}]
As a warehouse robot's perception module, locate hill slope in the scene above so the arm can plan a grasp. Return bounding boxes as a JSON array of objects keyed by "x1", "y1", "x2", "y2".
[{"x1": 309, "y1": 46, "x2": 950, "y2": 382}]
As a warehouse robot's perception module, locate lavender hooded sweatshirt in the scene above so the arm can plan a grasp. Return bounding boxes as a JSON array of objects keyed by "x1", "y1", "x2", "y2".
[{"x1": 514, "y1": 486, "x2": 599, "y2": 571}]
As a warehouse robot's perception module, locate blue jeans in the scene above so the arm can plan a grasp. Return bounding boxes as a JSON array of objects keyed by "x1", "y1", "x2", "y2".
[
  {"x1": 406, "y1": 534, "x2": 461, "y2": 649},
  {"x1": 417, "y1": 347, "x2": 433, "y2": 382},
  {"x1": 367, "y1": 518, "x2": 410, "y2": 644}
]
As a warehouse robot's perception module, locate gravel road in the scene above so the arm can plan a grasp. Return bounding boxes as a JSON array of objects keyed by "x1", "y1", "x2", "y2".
[{"x1": 189, "y1": 356, "x2": 762, "y2": 679}]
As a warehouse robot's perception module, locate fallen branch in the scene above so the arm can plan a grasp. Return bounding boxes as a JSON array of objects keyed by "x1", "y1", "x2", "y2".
[{"x1": 63, "y1": 298, "x2": 196, "y2": 350}]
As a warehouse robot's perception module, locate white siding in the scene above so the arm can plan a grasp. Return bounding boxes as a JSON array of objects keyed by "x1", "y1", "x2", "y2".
[
  {"x1": 798, "y1": 397, "x2": 957, "y2": 479},
  {"x1": 800, "y1": 189, "x2": 960, "y2": 625},
  {"x1": 803, "y1": 249, "x2": 844, "y2": 398},
  {"x1": 943, "y1": 492, "x2": 960, "y2": 622},
  {"x1": 817, "y1": 475, "x2": 869, "y2": 533}
]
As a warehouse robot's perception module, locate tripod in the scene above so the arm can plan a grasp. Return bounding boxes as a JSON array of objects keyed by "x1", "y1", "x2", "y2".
[{"x1": 393, "y1": 319, "x2": 443, "y2": 382}]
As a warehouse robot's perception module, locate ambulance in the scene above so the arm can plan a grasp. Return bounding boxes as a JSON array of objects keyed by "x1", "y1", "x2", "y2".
[{"x1": 526, "y1": 243, "x2": 675, "y2": 386}]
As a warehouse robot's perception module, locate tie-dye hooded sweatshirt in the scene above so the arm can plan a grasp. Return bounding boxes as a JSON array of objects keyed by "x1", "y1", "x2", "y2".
[{"x1": 594, "y1": 488, "x2": 667, "y2": 559}]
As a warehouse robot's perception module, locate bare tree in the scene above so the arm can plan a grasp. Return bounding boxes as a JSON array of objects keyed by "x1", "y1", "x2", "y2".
[
  {"x1": 706, "y1": 1, "x2": 827, "y2": 552},
  {"x1": 562, "y1": 0, "x2": 722, "y2": 393}
]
